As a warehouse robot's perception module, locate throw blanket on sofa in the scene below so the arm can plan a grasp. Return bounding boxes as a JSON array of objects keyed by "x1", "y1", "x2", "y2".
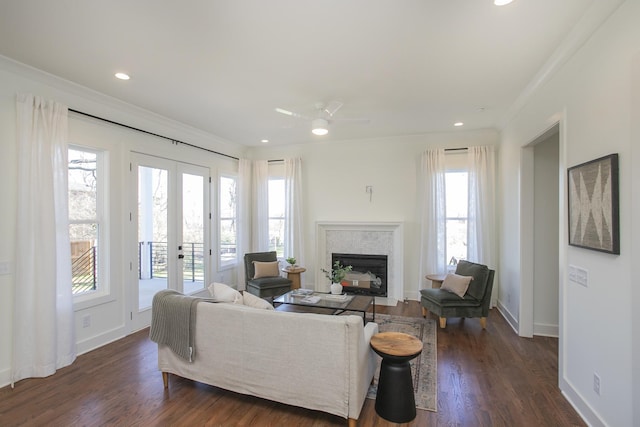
[{"x1": 149, "y1": 289, "x2": 203, "y2": 362}]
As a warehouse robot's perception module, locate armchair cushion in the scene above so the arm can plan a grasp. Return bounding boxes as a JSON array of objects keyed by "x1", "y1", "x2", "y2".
[
  {"x1": 455, "y1": 260, "x2": 490, "y2": 301},
  {"x1": 253, "y1": 261, "x2": 280, "y2": 279},
  {"x1": 441, "y1": 273, "x2": 473, "y2": 298}
]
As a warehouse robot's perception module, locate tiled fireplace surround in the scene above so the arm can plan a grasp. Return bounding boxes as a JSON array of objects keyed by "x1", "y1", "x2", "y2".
[{"x1": 315, "y1": 222, "x2": 404, "y2": 306}]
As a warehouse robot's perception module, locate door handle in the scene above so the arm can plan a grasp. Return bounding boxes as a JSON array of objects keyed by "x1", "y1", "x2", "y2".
[{"x1": 178, "y1": 254, "x2": 184, "y2": 259}]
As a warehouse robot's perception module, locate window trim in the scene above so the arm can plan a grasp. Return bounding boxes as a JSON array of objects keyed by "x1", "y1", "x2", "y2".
[
  {"x1": 218, "y1": 173, "x2": 238, "y2": 270},
  {"x1": 69, "y1": 145, "x2": 114, "y2": 310}
]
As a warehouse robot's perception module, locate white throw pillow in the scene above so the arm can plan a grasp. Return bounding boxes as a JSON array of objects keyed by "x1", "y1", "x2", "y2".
[
  {"x1": 207, "y1": 282, "x2": 243, "y2": 304},
  {"x1": 242, "y1": 291, "x2": 275, "y2": 310},
  {"x1": 253, "y1": 261, "x2": 280, "y2": 279},
  {"x1": 441, "y1": 273, "x2": 473, "y2": 298}
]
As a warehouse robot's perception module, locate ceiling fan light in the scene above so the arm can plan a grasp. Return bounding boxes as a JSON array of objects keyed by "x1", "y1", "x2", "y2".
[
  {"x1": 311, "y1": 118, "x2": 329, "y2": 135},
  {"x1": 494, "y1": 0, "x2": 513, "y2": 5}
]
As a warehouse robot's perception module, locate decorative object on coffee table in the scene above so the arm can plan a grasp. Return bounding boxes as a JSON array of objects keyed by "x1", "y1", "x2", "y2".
[
  {"x1": 322, "y1": 261, "x2": 353, "y2": 295},
  {"x1": 370, "y1": 332, "x2": 423, "y2": 423},
  {"x1": 285, "y1": 257, "x2": 297, "y2": 267}
]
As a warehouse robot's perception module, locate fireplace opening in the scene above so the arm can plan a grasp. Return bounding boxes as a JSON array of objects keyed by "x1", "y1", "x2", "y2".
[{"x1": 331, "y1": 253, "x2": 387, "y2": 297}]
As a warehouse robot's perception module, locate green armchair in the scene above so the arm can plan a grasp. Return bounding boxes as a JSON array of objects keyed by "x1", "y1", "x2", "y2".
[
  {"x1": 244, "y1": 251, "x2": 292, "y2": 299},
  {"x1": 420, "y1": 260, "x2": 495, "y2": 329}
]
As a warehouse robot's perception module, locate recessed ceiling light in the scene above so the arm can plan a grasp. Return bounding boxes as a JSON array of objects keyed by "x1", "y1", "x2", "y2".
[
  {"x1": 494, "y1": 0, "x2": 513, "y2": 5},
  {"x1": 454, "y1": 122, "x2": 464, "y2": 127},
  {"x1": 261, "y1": 139, "x2": 269, "y2": 143},
  {"x1": 114, "y1": 72, "x2": 130, "y2": 80}
]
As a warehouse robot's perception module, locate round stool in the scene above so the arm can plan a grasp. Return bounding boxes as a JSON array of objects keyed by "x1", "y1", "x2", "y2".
[{"x1": 370, "y1": 331, "x2": 423, "y2": 423}]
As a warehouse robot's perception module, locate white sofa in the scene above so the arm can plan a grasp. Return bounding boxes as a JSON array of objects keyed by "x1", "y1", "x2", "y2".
[{"x1": 157, "y1": 300, "x2": 379, "y2": 426}]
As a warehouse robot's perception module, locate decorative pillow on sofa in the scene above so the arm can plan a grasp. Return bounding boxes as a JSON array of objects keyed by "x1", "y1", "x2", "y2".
[
  {"x1": 252, "y1": 261, "x2": 280, "y2": 279},
  {"x1": 207, "y1": 282, "x2": 243, "y2": 304},
  {"x1": 441, "y1": 273, "x2": 473, "y2": 298},
  {"x1": 242, "y1": 291, "x2": 275, "y2": 310}
]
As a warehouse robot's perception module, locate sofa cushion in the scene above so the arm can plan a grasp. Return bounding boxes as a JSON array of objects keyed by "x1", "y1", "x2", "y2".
[
  {"x1": 441, "y1": 273, "x2": 473, "y2": 298},
  {"x1": 455, "y1": 261, "x2": 490, "y2": 301},
  {"x1": 242, "y1": 291, "x2": 275, "y2": 310},
  {"x1": 207, "y1": 282, "x2": 243, "y2": 304},
  {"x1": 253, "y1": 261, "x2": 280, "y2": 278}
]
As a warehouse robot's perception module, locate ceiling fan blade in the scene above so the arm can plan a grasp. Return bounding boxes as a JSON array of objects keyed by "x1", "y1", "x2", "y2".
[
  {"x1": 275, "y1": 107, "x2": 311, "y2": 120},
  {"x1": 323, "y1": 100, "x2": 343, "y2": 117}
]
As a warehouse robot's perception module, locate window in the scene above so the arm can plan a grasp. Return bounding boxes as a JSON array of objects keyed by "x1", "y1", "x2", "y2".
[
  {"x1": 445, "y1": 171, "x2": 468, "y2": 267},
  {"x1": 219, "y1": 175, "x2": 237, "y2": 268},
  {"x1": 268, "y1": 178, "x2": 285, "y2": 257},
  {"x1": 69, "y1": 147, "x2": 104, "y2": 296}
]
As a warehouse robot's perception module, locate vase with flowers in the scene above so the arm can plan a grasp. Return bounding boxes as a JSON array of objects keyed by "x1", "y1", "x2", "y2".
[
  {"x1": 321, "y1": 261, "x2": 353, "y2": 295},
  {"x1": 285, "y1": 257, "x2": 297, "y2": 269}
]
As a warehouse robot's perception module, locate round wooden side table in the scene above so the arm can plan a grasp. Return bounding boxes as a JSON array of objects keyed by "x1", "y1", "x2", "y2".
[
  {"x1": 370, "y1": 331, "x2": 423, "y2": 423},
  {"x1": 426, "y1": 273, "x2": 447, "y2": 288},
  {"x1": 282, "y1": 266, "x2": 306, "y2": 290}
]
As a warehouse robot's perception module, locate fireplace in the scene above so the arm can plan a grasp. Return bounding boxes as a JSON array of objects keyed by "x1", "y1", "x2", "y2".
[
  {"x1": 332, "y1": 253, "x2": 388, "y2": 297},
  {"x1": 316, "y1": 221, "x2": 403, "y2": 305}
]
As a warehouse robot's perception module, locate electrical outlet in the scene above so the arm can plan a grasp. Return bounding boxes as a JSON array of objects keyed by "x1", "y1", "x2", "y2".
[
  {"x1": 593, "y1": 372, "x2": 601, "y2": 395},
  {"x1": 576, "y1": 267, "x2": 588, "y2": 287},
  {"x1": 82, "y1": 315, "x2": 91, "y2": 328},
  {"x1": 568, "y1": 265, "x2": 577, "y2": 282}
]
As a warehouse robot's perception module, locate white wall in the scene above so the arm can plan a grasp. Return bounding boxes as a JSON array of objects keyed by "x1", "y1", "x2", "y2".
[
  {"x1": 250, "y1": 130, "x2": 498, "y2": 300},
  {"x1": 0, "y1": 57, "x2": 246, "y2": 388},
  {"x1": 499, "y1": 1, "x2": 638, "y2": 425}
]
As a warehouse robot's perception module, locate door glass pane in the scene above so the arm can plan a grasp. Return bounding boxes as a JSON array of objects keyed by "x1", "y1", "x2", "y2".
[
  {"x1": 138, "y1": 166, "x2": 169, "y2": 310},
  {"x1": 182, "y1": 173, "x2": 205, "y2": 294}
]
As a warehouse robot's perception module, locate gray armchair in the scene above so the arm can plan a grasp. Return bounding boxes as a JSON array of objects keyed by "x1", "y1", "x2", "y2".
[
  {"x1": 244, "y1": 251, "x2": 292, "y2": 299},
  {"x1": 420, "y1": 260, "x2": 495, "y2": 329}
]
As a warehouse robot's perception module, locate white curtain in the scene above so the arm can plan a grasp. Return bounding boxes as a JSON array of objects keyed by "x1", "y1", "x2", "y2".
[
  {"x1": 284, "y1": 158, "x2": 305, "y2": 281},
  {"x1": 236, "y1": 159, "x2": 252, "y2": 289},
  {"x1": 12, "y1": 94, "x2": 76, "y2": 385},
  {"x1": 467, "y1": 145, "x2": 497, "y2": 305},
  {"x1": 252, "y1": 160, "x2": 269, "y2": 251},
  {"x1": 417, "y1": 149, "x2": 446, "y2": 294}
]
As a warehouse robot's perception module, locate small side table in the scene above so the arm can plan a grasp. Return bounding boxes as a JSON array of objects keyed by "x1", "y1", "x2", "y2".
[
  {"x1": 370, "y1": 332, "x2": 423, "y2": 423},
  {"x1": 282, "y1": 267, "x2": 306, "y2": 290},
  {"x1": 426, "y1": 273, "x2": 447, "y2": 289}
]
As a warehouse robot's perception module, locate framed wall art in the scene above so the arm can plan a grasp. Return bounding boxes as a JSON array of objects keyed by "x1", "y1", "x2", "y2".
[{"x1": 567, "y1": 153, "x2": 619, "y2": 254}]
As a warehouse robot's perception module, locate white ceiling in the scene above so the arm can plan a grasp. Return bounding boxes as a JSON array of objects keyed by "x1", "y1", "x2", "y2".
[{"x1": 0, "y1": 0, "x2": 610, "y2": 147}]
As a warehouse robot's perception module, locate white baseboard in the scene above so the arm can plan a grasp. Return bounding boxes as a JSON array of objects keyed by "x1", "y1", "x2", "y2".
[
  {"x1": 496, "y1": 299, "x2": 519, "y2": 334},
  {"x1": 533, "y1": 322, "x2": 559, "y2": 337},
  {"x1": 561, "y1": 377, "x2": 607, "y2": 427},
  {"x1": 0, "y1": 367, "x2": 10, "y2": 389},
  {"x1": 77, "y1": 325, "x2": 127, "y2": 356}
]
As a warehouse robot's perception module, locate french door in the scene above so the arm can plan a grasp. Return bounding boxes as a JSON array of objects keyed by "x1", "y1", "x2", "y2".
[{"x1": 130, "y1": 153, "x2": 210, "y2": 331}]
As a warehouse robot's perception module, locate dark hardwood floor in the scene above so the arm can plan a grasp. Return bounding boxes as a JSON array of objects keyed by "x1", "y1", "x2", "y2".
[{"x1": 0, "y1": 301, "x2": 585, "y2": 427}]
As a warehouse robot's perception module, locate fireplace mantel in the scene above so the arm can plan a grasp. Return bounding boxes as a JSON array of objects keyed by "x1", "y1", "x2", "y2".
[{"x1": 316, "y1": 221, "x2": 404, "y2": 306}]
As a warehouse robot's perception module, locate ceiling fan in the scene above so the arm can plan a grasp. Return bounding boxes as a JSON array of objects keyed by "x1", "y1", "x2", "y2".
[{"x1": 275, "y1": 101, "x2": 370, "y2": 136}]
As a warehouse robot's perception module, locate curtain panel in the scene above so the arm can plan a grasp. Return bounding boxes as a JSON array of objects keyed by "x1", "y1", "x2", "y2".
[
  {"x1": 417, "y1": 149, "x2": 446, "y2": 295},
  {"x1": 467, "y1": 145, "x2": 497, "y2": 306},
  {"x1": 12, "y1": 94, "x2": 76, "y2": 385},
  {"x1": 284, "y1": 158, "x2": 305, "y2": 282}
]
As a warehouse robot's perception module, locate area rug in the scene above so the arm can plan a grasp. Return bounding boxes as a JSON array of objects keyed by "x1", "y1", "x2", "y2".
[{"x1": 366, "y1": 314, "x2": 437, "y2": 412}]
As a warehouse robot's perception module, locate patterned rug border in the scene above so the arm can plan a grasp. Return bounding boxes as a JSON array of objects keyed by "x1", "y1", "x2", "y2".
[{"x1": 366, "y1": 313, "x2": 437, "y2": 412}]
